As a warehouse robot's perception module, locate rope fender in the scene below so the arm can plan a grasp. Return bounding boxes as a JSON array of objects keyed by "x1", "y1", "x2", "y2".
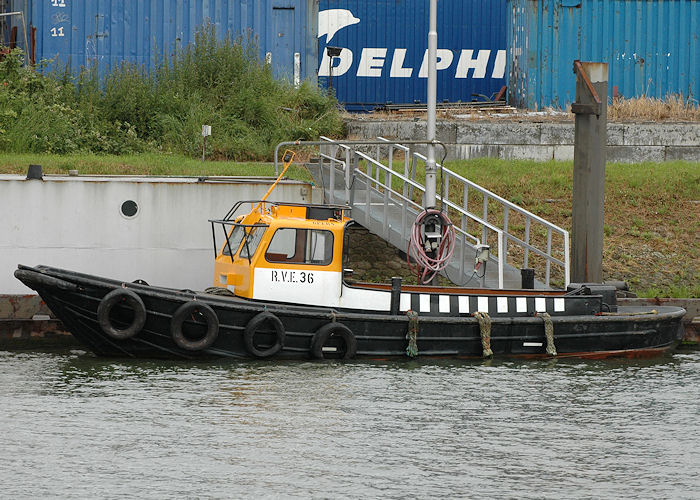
[
  {"x1": 406, "y1": 310, "x2": 419, "y2": 358},
  {"x1": 473, "y1": 311, "x2": 493, "y2": 358},
  {"x1": 537, "y1": 312, "x2": 557, "y2": 356}
]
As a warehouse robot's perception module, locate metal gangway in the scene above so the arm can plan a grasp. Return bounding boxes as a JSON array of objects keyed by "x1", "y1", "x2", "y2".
[{"x1": 307, "y1": 137, "x2": 570, "y2": 290}]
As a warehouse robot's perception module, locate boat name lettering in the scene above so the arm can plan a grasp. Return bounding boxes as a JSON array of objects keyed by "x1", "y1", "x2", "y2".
[{"x1": 271, "y1": 270, "x2": 314, "y2": 284}]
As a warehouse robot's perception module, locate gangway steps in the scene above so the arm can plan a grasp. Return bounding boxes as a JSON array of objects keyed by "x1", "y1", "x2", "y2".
[
  {"x1": 305, "y1": 137, "x2": 569, "y2": 290},
  {"x1": 312, "y1": 170, "x2": 529, "y2": 289}
]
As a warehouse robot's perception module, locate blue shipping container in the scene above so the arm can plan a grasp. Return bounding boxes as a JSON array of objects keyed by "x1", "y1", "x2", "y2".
[
  {"x1": 507, "y1": 0, "x2": 700, "y2": 109},
  {"x1": 318, "y1": 0, "x2": 507, "y2": 109},
  {"x1": 13, "y1": 0, "x2": 318, "y2": 83}
]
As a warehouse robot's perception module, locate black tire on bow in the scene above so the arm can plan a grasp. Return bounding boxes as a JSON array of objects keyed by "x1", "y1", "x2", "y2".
[
  {"x1": 170, "y1": 301, "x2": 219, "y2": 351},
  {"x1": 97, "y1": 288, "x2": 147, "y2": 340},
  {"x1": 310, "y1": 322, "x2": 357, "y2": 360},
  {"x1": 244, "y1": 312, "x2": 285, "y2": 358}
]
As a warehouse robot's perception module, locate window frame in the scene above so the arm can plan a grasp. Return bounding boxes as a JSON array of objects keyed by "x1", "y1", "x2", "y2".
[
  {"x1": 239, "y1": 225, "x2": 266, "y2": 262},
  {"x1": 264, "y1": 227, "x2": 335, "y2": 267}
]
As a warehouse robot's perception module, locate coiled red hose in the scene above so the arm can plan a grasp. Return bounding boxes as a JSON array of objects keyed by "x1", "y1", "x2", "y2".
[{"x1": 407, "y1": 209, "x2": 456, "y2": 284}]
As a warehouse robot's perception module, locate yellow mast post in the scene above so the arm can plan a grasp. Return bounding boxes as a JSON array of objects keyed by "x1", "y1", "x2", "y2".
[{"x1": 255, "y1": 150, "x2": 296, "y2": 211}]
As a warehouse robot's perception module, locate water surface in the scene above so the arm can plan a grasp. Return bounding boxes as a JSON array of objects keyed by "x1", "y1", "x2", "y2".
[{"x1": 1, "y1": 350, "x2": 699, "y2": 499}]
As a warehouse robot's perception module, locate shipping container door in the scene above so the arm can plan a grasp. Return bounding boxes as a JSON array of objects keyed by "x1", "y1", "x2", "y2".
[
  {"x1": 93, "y1": 12, "x2": 108, "y2": 76},
  {"x1": 271, "y1": 6, "x2": 295, "y2": 81}
]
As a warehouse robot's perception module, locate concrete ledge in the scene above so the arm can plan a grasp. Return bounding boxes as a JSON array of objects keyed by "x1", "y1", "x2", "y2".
[
  {"x1": 541, "y1": 123, "x2": 574, "y2": 144},
  {"x1": 607, "y1": 145, "x2": 666, "y2": 163},
  {"x1": 665, "y1": 146, "x2": 700, "y2": 162},
  {"x1": 346, "y1": 119, "x2": 700, "y2": 162},
  {"x1": 622, "y1": 123, "x2": 700, "y2": 146},
  {"x1": 456, "y1": 122, "x2": 542, "y2": 145}
]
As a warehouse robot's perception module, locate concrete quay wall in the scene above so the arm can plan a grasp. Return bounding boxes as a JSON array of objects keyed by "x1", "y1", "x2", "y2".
[{"x1": 345, "y1": 120, "x2": 700, "y2": 162}]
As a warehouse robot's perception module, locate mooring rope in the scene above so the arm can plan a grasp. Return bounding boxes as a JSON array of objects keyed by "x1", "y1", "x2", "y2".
[
  {"x1": 473, "y1": 311, "x2": 493, "y2": 358},
  {"x1": 203, "y1": 287, "x2": 234, "y2": 297},
  {"x1": 538, "y1": 312, "x2": 557, "y2": 356},
  {"x1": 406, "y1": 310, "x2": 419, "y2": 358}
]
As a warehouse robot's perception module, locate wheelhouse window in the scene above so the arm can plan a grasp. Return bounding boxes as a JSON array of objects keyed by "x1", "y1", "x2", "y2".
[
  {"x1": 222, "y1": 225, "x2": 246, "y2": 257},
  {"x1": 239, "y1": 225, "x2": 265, "y2": 260},
  {"x1": 265, "y1": 228, "x2": 334, "y2": 266}
]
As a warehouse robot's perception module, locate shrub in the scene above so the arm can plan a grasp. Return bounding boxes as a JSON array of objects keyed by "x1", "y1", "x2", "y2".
[{"x1": 0, "y1": 24, "x2": 343, "y2": 159}]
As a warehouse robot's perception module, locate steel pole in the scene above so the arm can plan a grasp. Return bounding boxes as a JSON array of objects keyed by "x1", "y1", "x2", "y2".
[{"x1": 424, "y1": 0, "x2": 438, "y2": 209}]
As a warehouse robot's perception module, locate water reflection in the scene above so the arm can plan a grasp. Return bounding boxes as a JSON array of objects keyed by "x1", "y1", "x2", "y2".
[{"x1": 0, "y1": 349, "x2": 698, "y2": 499}]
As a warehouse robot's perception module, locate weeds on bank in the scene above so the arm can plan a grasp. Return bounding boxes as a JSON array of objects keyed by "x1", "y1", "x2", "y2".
[
  {"x1": 609, "y1": 94, "x2": 700, "y2": 121},
  {"x1": 0, "y1": 24, "x2": 343, "y2": 160}
]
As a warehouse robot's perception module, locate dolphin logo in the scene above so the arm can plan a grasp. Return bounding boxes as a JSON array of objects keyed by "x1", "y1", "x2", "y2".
[{"x1": 318, "y1": 9, "x2": 360, "y2": 43}]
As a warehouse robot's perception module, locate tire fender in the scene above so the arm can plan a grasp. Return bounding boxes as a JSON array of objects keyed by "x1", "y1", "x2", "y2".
[
  {"x1": 244, "y1": 312, "x2": 285, "y2": 358},
  {"x1": 170, "y1": 301, "x2": 219, "y2": 351},
  {"x1": 97, "y1": 288, "x2": 147, "y2": 340},
  {"x1": 311, "y1": 322, "x2": 357, "y2": 360}
]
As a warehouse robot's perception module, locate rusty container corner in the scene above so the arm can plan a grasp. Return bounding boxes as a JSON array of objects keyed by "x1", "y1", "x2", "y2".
[{"x1": 506, "y1": 0, "x2": 700, "y2": 109}]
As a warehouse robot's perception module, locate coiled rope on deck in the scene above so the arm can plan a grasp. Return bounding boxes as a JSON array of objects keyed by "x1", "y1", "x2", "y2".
[
  {"x1": 406, "y1": 310, "x2": 419, "y2": 358},
  {"x1": 538, "y1": 312, "x2": 557, "y2": 356},
  {"x1": 204, "y1": 287, "x2": 235, "y2": 297},
  {"x1": 473, "y1": 311, "x2": 493, "y2": 358},
  {"x1": 407, "y1": 209, "x2": 456, "y2": 284}
]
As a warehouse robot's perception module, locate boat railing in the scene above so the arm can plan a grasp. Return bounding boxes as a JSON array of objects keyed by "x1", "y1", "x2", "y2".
[{"x1": 317, "y1": 136, "x2": 570, "y2": 289}]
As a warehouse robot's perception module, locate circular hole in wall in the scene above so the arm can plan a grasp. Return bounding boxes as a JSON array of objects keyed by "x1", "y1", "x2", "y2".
[{"x1": 120, "y1": 200, "x2": 139, "y2": 219}]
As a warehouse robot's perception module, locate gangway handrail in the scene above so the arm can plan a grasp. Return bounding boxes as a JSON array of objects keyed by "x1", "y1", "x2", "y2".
[
  {"x1": 414, "y1": 150, "x2": 569, "y2": 235},
  {"x1": 295, "y1": 137, "x2": 569, "y2": 289},
  {"x1": 372, "y1": 137, "x2": 569, "y2": 287},
  {"x1": 339, "y1": 142, "x2": 506, "y2": 288},
  {"x1": 376, "y1": 137, "x2": 568, "y2": 237},
  {"x1": 350, "y1": 166, "x2": 505, "y2": 288},
  {"x1": 352, "y1": 150, "x2": 500, "y2": 238}
]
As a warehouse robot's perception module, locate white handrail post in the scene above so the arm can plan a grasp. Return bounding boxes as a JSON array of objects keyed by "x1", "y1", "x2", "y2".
[
  {"x1": 564, "y1": 232, "x2": 571, "y2": 287},
  {"x1": 345, "y1": 147, "x2": 351, "y2": 204},
  {"x1": 546, "y1": 228, "x2": 553, "y2": 287},
  {"x1": 497, "y1": 231, "x2": 505, "y2": 289},
  {"x1": 524, "y1": 218, "x2": 531, "y2": 269},
  {"x1": 329, "y1": 153, "x2": 336, "y2": 204}
]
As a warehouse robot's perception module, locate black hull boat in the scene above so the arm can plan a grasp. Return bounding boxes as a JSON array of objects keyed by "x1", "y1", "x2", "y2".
[{"x1": 15, "y1": 265, "x2": 685, "y2": 360}]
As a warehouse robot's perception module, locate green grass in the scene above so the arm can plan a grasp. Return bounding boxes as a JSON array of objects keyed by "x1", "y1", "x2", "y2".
[
  {"x1": 637, "y1": 284, "x2": 700, "y2": 299},
  {"x1": 0, "y1": 152, "x2": 314, "y2": 181},
  {"x1": 0, "y1": 24, "x2": 344, "y2": 160}
]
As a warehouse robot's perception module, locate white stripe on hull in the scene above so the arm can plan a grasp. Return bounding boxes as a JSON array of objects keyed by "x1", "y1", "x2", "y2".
[{"x1": 251, "y1": 268, "x2": 569, "y2": 316}]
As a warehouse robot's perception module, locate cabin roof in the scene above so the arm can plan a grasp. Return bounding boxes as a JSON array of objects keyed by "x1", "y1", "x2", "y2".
[{"x1": 259, "y1": 202, "x2": 351, "y2": 226}]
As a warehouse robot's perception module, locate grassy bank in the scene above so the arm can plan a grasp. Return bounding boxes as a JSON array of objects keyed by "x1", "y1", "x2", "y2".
[
  {"x1": 0, "y1": 25, "x2": 343, "y2": 160},
  {"x1": 0, "y1": 152, "x2": 317, "y2": 184},
  {"x1": 3, "y1": 153, "x2": 697, "y2": 297},
  {"x1": 381, "y1": 157, "x2": 698, "y2": 296},
  {"x1": 444, "y1": 159, "x2": 699, "y2": 297}
]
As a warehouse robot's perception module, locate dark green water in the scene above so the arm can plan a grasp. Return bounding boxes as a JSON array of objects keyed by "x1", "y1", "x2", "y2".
[{"x1": 1, "y1": 349, "x2": 699, "y2": 499}]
